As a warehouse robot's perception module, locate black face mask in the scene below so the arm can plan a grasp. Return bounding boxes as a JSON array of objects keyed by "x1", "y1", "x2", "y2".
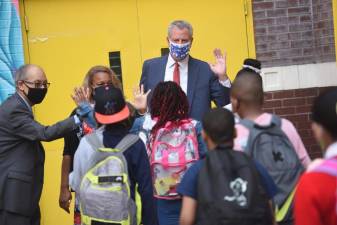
[{"x1": 24, "y1": 86, "x2": 48, "y2": 104}]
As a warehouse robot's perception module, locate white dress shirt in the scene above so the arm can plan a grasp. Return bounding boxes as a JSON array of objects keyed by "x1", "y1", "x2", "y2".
[
  {"x1": 164, "y1": 54, "x2": 189, "y2": 94},
  {"x1": 164, "y1": 54, "x2": 231, "y2": 94}
]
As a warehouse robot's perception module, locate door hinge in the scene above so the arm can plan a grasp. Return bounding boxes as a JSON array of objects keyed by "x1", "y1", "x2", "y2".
[{"x1": 244, "y1": 0, "x2": 248, "y2": 16}]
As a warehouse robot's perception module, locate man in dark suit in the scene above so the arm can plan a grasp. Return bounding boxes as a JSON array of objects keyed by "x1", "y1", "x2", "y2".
[
  {"x1": 140, "y1": 20, "x2": 231, "y2": 120},
  {"x1": 0, "y1": 64, "x2": 83, "y2": 225}
]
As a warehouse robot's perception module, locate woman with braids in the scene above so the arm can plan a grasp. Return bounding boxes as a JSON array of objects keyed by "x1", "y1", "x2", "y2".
[{"x1": 131, "y1": 81, "x2": 207, "y2": 225}]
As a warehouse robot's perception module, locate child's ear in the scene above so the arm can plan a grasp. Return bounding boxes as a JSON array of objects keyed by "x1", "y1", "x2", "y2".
[{"x1": 231, "y1": 96, "x2": 238, "y2": 113}]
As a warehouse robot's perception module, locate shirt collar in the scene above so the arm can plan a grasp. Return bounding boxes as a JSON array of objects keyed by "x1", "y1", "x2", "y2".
[
  {"x1": 324, "y1": 142, "x2": 337, "y2": 159},
  {"x1": 168, "y1": 53, "x2": 189, "y2": 68}
]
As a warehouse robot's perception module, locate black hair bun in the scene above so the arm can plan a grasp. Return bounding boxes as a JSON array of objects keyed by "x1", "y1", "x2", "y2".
[{"x1": 243, "y1": 58, "x2": 261, "y2": 70}]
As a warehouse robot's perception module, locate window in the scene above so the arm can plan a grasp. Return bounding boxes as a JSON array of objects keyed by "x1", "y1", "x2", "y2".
[
  {"x1": 161, "y1": 48, "x2": 169, "y2": 56},
  {"x1": 108, "y1": 51, "x2": 123, "y2": 86}
]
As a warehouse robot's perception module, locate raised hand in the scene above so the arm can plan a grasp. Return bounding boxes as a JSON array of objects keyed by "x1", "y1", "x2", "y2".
[
  {"x1": 71, "y1": 86, "x2": 90, "y2": 106},
  {"x1": 208, "y1": 48, "x2": 228, "y2": 81},
  {"x1": 131, "y1": 84, "x2": 151, "y2": 113}
]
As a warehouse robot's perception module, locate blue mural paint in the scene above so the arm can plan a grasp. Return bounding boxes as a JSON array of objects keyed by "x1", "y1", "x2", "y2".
[{"x1": 0, "y1": 0, "x2": 24, "y2": 103}]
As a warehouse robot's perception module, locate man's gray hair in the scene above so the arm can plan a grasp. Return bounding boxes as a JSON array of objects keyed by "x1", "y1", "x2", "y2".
[
  {"x1": 168, "y1": 20, "x2": 193, "y2": 38},
  {"x1": 15, "y1": 64, "x2": 43, "y2": 84}
]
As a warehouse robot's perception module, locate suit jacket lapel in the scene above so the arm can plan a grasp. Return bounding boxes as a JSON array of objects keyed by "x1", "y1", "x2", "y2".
[
  {"x1": 187, "y1": 56, "x2": 200, "y2": 107},
  {"x1": 157, "y1": 55, "x2": 168, "y2": 84}
]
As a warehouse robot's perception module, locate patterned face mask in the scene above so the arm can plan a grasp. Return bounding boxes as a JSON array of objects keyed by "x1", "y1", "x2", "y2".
[{"x1": 169, "y1": 41, "x2": 191, "y2": 61}]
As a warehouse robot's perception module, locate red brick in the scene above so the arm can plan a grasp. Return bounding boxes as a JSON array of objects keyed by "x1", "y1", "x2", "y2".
[
  {"x1": 255, "y1": 27, "x2": 267, "y2": 35},
  {"x1": 255, "y1": 18, "x2": 276, "y2": 27},
  {"x1": 294, "y1": 88, "x2": 318, "y2": 97},
  {"x1": 273, "y1": 90, "x2": 295, "y2": 99},
  {"x1": 305, "y1": 96, "x2": 316, "y2": 105},
  {"x1": 302, "y1": 137, "x2": 319, "y2": 146},
  {"x1": 303, "y1": 47, "x2": 315, "y2": 55},
  {"x1": 268, "y1": 25, "x2": 288, "y2": 33},
  {"x1": 279, "y1": 48, "x2": 303, "y2": 57},
  {"x1": 289, "y1": 23, "x2": 312, "y2": 32},
  {"x1": 264, "y1": 100, "x2": 282, "y2": 108},
  {"x1": 264, "y1": 92, "x2": 273, "y2": 100},
  {"x1": 301, "y1": 31, "x2": 313, "y2": 40},
  {"x1": 254, "y1": 11, "x2": 267, "y2": 19},
  {"x1": 283, "y1": 114, "x2": 309, "y2": 123},
  {"x1": 295, "y1": 105, "x2": 313, "y2": 114},
  {"x1": 254, "y1": 2, "x2": 274, "y2": 11},
  {"x1": 269, "y1": 41, "x2": 290, "y2": 50},
  {"x1": 291, "y1": 40, "x2": 314, "y2": 48},
  {"x1": 300, "y1": 15, "x2": 312, "y2": 22},
  {"x1": 275, "y1": 107, "x2": 296, "y2": 115},
  {"x1": 283, "y1": 98, "x2": 306, "y2": 107},
  {"x1": 267, "y1": 9, "x2": 287, "y2": 17},
  {"x1": 298, "y1": 129, "x2": 312, "y2": 138},
  {"x1": 288, "y1": 6, "x2": 310, "y2": 15},
  {"x1": 297, "y1": 121, "x2": 311, "y2": 129}
]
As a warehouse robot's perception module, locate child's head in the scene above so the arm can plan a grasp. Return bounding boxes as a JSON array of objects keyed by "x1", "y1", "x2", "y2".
[
  {"x1": 202, "y1": 108, "x2": 235, "y2": 150},
  {"x1": 311, "y1": 88, "x2": 337, "y2": 150},
  {"x1": 93, "y1": 84, "x2": 131, "y2": 129},
  {"x1": 231, "y1": 71, "x2": 264, "y2": 118},
  {"x1": 150, "y1": 81, "x2": 189, "y2": 134}
]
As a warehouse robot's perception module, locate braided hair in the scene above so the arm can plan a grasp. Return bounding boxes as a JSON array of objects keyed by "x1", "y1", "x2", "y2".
[{"x1": 150, "y1": 81, "x2": 189, "y2": 136}]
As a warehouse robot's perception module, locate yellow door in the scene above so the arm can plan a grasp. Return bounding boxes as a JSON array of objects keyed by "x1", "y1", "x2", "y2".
[
  {"x1": 21, "y1": 1, "x2": 255, "y2": 224},
  {"x1": 21, "y1": 1, "x2": 142, "y2": 225}
]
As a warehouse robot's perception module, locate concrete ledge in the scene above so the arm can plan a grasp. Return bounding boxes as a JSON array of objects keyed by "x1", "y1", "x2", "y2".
[{"x1": 261, "y1": 62, "x2": 337, "y2": 91}]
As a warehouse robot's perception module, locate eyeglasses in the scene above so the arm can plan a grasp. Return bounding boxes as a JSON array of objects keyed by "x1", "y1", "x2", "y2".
[{"x1": 23, "y1": 80, "x2": 51, "y2": 88}]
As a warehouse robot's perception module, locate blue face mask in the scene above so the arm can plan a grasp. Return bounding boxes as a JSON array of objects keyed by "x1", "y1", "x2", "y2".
[{"x1": 169, "y1": 41, "x2": 191, "y2": 61}]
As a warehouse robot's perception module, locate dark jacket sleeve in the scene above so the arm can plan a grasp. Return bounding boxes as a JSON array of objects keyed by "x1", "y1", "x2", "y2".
[
  {"x1": 9, "y1": 106, "x2": 78, "y2": 142},
  {"x1": 128, "y1": 140, "x2": 157, "y2": 225},
  {"x1": 63, "y1": 109, "x2": 81, "y2": 156},
  {"x1": 140, "y1": 60, "x2": 149, "y2": 91},
  {"x1": 209, "y1": 74, "x2": 230, "y2": 107}
]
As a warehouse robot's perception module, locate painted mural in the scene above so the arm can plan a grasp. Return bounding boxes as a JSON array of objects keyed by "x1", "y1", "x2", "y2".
[{"x1": 0, "y1": 0, "x2": 24, "y2": 103}]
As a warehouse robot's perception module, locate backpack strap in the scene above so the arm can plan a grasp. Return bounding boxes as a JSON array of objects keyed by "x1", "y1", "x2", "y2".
[
  {"x1": 85, "y1": 132, "x2": 104, "y2": 150},
  {"x1": 115, "y1": 134, "x2": 139, "y2": 153},
  {"x1": 270, "y1": 114, "x2": 282, "y2": 127}
]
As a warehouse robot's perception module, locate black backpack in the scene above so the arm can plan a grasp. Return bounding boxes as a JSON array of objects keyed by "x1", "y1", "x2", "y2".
[
  {"x1": 240, "y1": 115, "x2": 304, "y2": 223},
  {"x1": 197, "y1": 145, "x2": 272, "y2": 225}
]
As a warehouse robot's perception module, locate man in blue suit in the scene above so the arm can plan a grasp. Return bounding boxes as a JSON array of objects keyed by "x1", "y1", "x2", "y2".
[{"x1": 140, "y1": 20, "x2": 231, "y2": 120}]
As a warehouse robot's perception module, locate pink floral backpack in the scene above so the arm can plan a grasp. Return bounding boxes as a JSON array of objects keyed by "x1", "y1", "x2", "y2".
[{"x1": 150, "y1": 119, "x2": 199, "y2": 199}]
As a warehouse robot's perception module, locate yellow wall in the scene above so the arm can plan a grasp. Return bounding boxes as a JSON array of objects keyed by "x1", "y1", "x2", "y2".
[{"x1": 20, "y1": 0, "x2": 256, "y2": 224}]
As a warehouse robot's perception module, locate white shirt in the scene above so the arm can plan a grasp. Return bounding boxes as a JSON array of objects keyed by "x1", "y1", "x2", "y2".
[
  {"x1": 164, "y1": 54, "x2": 189, "y2": 93},
  {"x1": 324, "y1": 142, "x2": 337, "y2": 159},
  {"x1": 164, "y1": 54, "x2": 231, "y2": 94}
]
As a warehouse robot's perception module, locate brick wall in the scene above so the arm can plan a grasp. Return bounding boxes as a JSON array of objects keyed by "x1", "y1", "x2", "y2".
[
  {"x1": 263, "y1": 86, "x2": 337, "y2": 159},
  {"x1": 253, "y1": 0, "x2": 336, "y2": 67}
]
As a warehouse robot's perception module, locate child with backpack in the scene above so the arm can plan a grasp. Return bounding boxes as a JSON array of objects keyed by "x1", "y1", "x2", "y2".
[
  {"x1": 294, "y1": 88, "x2": 337, "y2": 225},
  {"x1": 231, "y1": 72, "x2": 311, "y2": 225},
  {"x1": 178, "y1": 108, "x2": 277, "y2": 225},
  {"x1": 130, "y1": 81, "x2": 207, "y2": 225},
  {"x1": 69, "y1": 85, "x2": 157, "y2": 225}
]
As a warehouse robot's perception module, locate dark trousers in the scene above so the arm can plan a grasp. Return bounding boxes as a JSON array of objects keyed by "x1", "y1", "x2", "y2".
[{"x1": 0, "y1": 207, "x2": 40, "y2": 225}]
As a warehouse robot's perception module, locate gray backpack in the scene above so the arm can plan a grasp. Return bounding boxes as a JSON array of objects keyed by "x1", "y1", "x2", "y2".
[
  {"x1": 240, "y1": 115, "x2": 304, "y2": 223},
  {"x1": 79, "y1": 133, "x2": 139, "y2": 225}
]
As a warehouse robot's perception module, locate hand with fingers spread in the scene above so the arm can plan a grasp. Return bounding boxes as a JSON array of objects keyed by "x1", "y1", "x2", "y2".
[
  {"x1": 208, "y1": 48, "x2": 228, "y2": 81},
  {"x1": 71, "y1": 86, "x2": 90, "y2": 106},
  {"x1": 131, "y1": 84, "x2": 151, "y2": 114}
]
